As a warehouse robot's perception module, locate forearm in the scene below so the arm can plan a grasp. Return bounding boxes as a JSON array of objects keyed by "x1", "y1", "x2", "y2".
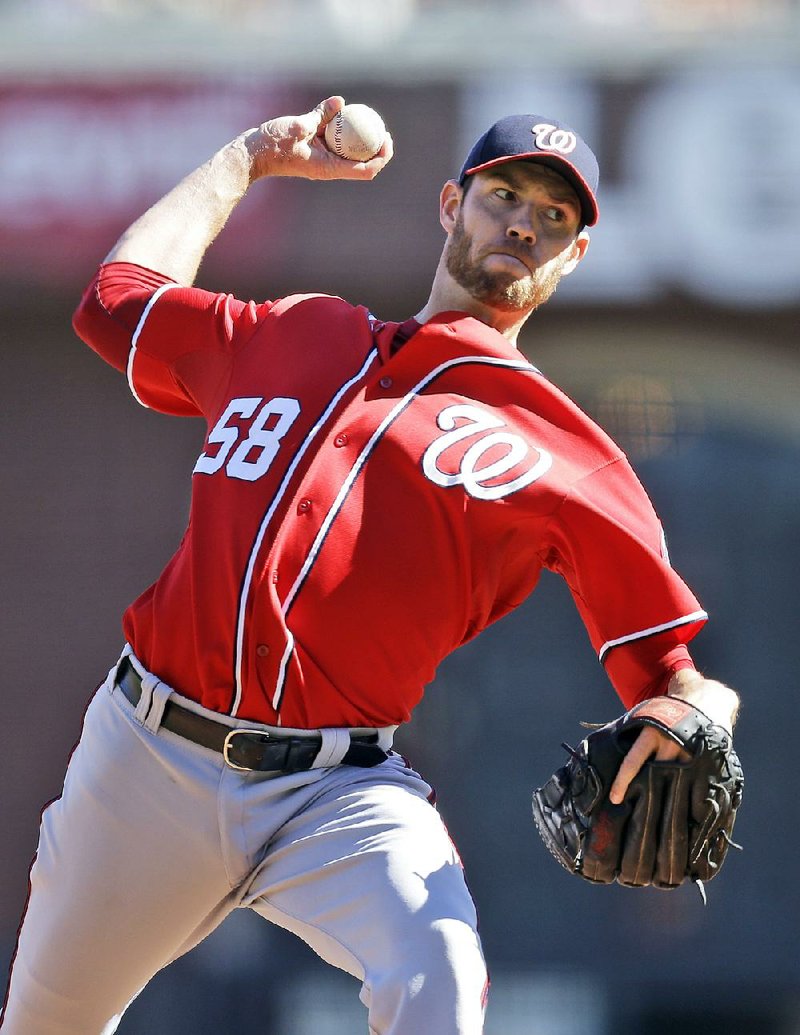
[
  {"x1": 102, "y1": 96, "x2": 392, "y2": 288},
  {"x1": 104, "y1": 137, "x2": 252, "y2": 286}
]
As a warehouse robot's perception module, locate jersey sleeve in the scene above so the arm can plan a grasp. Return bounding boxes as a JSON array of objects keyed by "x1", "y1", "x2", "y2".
[
  {"x1": 72, "y1": 262, "x2": 271, "y2": 417},
  {"x1": 544, "y1": 456, "x2": 707, "y2": 707}
]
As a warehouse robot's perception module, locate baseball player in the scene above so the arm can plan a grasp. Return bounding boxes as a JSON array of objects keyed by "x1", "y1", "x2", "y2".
[{"x1": 2, "y1": 96, "x2": 739, "y2": 1034}]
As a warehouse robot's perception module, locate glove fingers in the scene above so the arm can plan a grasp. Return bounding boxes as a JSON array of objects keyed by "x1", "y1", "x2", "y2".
[
  {"x1": 690, "y1": 784, "x2": 735, "y2": 881},
  {"x1": 531, "y1": 705, "x2": 743, "y2": 893},
  {"x1": 688, "y1": 744, "x2": 744, "y2": 882},
  {"x1": 580, "y1": 802, "x2": 629, "y2": 884},
  {"x1": 617, "y1": 766, "x2": 663, "y2": 887},
  {"x1": 531, "y1": 767, "x2": 585, "y2": 874},
  {"x1": 653, "y1": 764, "x2": 690, "y2": 888}
]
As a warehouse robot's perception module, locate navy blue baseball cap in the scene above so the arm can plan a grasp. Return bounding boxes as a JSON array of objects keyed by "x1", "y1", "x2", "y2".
[{"x1": 458, "y1": 114, "x2": 600, "y2": 227}]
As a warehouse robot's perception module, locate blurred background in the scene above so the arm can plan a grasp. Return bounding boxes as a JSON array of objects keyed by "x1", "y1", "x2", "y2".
[{"x1": 2, "y1": 0, "x2": 799, "y2": 1032}]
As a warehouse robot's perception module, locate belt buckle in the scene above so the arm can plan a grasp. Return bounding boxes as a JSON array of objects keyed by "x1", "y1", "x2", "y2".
[{"x1": 222, "y1": 727, "x2": 270, "y2": 772}]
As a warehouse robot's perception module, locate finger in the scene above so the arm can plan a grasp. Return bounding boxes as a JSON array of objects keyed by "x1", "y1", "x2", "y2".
[
  {"x1": 310, "y1": 95, "x2": 345, "y2": 134},
  {"x1": 609, "y1": 729, "x2": 658, "y2": 805},
  {"x1": 340, "y1": 133, "x2": 395, "y2": 180},
  {"x1": 654, "y1": 739, "x2": 691, "y2": 763},
  {"x1": 287, "y1": 97, "x2": 345, "y2": 146},
  {"x1": 378, "y1": 130, "x2": 394, "y2": 163}
]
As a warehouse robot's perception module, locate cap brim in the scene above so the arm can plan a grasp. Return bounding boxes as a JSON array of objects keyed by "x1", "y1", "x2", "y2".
[{"x1": 462, "y1": 152, "x2": 598, "y2": 227}]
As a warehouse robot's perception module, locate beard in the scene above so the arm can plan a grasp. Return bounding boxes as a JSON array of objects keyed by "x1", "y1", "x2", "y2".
[{"x1": 445, "y1": 214, "x2": 569, "y2": 313}]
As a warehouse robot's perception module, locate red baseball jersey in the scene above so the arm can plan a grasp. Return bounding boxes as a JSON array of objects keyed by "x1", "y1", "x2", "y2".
[{"x1": 73, "y1": 262, "x2": 706, "y2": 728}]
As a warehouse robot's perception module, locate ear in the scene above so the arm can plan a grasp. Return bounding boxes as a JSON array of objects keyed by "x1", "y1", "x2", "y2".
[
  {"x1": 439, "y1": 179, "x2": 463, "y2": 235},
  {"x1": 560, "y1": 230, "x2": 590, "y2": 276}
]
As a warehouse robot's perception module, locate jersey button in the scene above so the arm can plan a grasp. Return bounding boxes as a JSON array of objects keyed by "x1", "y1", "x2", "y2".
[
  {"x1": 379, "y1": 376, "x2": 393, "y2": 389},
  {"x1": 256, "y1": 644, "x2": 270, "y2": 657},
  {"x1": 334, "y1": 433, "x2": 348, "y2": 447},
  {"x1": 297, "y1": 498, "x2": 312, "y2": 514}
]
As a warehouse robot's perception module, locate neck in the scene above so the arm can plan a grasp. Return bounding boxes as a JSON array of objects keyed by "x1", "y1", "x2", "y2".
[{"x1": 414, "y1": 259, "x2": 533, "y2": 347}]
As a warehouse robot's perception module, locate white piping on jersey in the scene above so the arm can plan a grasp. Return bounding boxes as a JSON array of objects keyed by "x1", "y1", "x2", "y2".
[
  {"x1": 660, "y1": 526, "x2": 671, "y2": 565},
  {"x1": 231, "y1": 347, "x2": 381, "y2": 717},
  {"x1": 597, "y1": 610, "x2": 708, "y2": 665},
  {"x1": 270, "y1": 353, "x2": 538, "y2": 713},
  {"x1": 126, "y1": 283, "x2": 178, "y2": 407},
  {"x1": 273, "y1": 632, "x2": 296, "y2": 720}
]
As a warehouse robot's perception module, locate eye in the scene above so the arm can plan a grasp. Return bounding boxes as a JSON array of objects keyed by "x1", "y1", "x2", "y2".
[
  {"x1": 493, "y1": 187, "x2": 516, "y2": 202},
  {"x1": 544, "y1": 206, "x2": 567, "y2": 223}
]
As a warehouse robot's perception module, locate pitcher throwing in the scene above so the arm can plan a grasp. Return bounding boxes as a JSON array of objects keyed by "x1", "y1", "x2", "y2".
[{"x1": 2, "y1": 96, "x2": 740, "y2": 1034}]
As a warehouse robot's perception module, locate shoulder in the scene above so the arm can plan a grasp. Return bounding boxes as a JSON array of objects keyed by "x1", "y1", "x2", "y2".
[
  {"x1": 260, "y1": 293, "x2": 376, "y2": 352},
  {"x1": 268, "y1": 293, "x2": 367, "y2": 318}
]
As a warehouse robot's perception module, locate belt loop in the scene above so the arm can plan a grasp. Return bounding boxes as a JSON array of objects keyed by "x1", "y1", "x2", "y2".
[
  {"x1": 106, "y1": 646, "x2": 129, "y2": 693},
  {"x1": 312, "y1": 728, "x2": 351, "y2": 768},
  {"x1": 131, "y1": 670, "x2": 155, "y2": 724},
  {"x1": 141, "y1": 677, "x2": 169, "y2": 732}
]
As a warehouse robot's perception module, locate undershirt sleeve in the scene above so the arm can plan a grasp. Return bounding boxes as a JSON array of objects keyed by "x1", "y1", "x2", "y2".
[{"x1": 604, "y1": 639, "x2": 697, "y2": 708}]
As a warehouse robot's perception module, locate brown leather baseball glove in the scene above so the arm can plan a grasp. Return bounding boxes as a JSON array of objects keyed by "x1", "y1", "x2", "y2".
[{"x1": 531, "y1": 696, "x2": 743, "y2": 897}]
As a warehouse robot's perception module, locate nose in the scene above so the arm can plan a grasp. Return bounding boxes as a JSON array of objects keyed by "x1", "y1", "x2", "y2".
[{"x1": 506, "y1": 215, "x2": 536, "y2": 245}]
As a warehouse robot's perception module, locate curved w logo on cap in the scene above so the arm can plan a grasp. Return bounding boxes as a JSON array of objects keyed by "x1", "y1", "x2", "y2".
[{"x1": 531, "y1": 123, "x2": 577, "y2": 155}]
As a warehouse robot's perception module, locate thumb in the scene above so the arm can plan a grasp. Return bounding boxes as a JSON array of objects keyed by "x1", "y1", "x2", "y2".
[{"x1": 304, "y1": 95, "x2": 345, "y2": 136}]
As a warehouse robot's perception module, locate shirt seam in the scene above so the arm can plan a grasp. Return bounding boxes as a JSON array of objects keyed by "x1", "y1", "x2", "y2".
[{"x1": 536, "y1": 453, "x2": 625, "y2": 572}]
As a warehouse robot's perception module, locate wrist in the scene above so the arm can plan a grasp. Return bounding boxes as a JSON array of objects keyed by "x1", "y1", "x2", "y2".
[
  {"x1": 220, "y1": 135, "x2": 258, "y2": 192},
  {"x1": 666, "y1": 670, "x2": 740, "y2": 735},
  {"x1": 239, "y1": 126, "x2": 281, "y2": 184}
]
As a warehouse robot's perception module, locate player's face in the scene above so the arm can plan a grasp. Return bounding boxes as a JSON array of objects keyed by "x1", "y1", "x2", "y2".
[{"x1": 443, "y1": 163, "x2": 587, "y2": 313}]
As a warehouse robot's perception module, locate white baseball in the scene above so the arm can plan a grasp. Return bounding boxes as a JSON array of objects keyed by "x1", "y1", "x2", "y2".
[{"x1": 324, "y1": 103, "x2": 386, "y2": 162}]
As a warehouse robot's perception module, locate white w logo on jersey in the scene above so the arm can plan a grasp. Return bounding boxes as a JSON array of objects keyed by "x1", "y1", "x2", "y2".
[
  {"x1": 422, "y1": 404, "x2": 552, "y2": 501},
  {"x1": 531, "y1": 123, "x2": 577, "y2": 155}
]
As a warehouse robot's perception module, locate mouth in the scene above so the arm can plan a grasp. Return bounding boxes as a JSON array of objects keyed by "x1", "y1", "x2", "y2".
[{"x1": 486, "y1": 251, "x2": 534, "y2": 276}]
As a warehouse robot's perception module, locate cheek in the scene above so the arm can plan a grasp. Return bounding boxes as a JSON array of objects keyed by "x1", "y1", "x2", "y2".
[
  {"x1": 461, "y1": 203, "x2": 498, "y2": 241},
  {"x1": 539, "y1": 239, "x2": 575, "y2": 271}
]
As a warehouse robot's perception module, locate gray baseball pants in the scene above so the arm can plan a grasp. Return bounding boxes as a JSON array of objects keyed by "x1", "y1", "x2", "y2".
[{"x1": 1, "y1": 654, "x2": 488, "y2": 1034}]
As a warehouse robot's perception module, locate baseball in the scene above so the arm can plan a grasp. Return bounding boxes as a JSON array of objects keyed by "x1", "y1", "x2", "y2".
[{"x1": 324, "y1": 103, "x2": 386, "y2": 162}]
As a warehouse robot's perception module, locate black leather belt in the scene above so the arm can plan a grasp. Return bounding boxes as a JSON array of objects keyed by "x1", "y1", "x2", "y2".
[{"x1": 115, "y1": 656, "x2": 388, "y2": 773}]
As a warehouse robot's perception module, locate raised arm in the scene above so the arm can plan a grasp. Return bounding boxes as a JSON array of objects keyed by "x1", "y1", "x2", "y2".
[{"x1": 105, "y1": 95, "x2": 393, "y2": 285}]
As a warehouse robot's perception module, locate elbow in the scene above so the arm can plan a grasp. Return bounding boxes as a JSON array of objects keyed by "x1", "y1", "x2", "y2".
[
  {"x1": 71, "y1": 281, "x2": 95, "y2": 345},
  {"x1": 69, "y1": 266, "x2": 130, "y2": 374}
]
